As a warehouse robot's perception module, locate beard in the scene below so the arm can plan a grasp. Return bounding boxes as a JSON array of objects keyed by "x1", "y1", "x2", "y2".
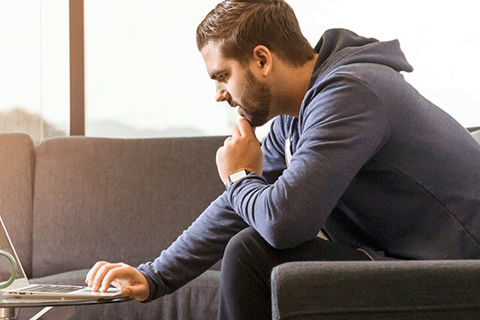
[{"x1": 228, "y1": 70, "x2": 272, "y2": 128}]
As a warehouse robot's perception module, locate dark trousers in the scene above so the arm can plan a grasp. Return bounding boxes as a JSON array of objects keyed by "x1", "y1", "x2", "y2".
[{"x1": 217, "y1": 227, "x2": 370, "y2": 320}]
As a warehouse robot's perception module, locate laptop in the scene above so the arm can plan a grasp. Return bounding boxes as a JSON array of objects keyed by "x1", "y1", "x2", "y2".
[{"x1": 0, "y1": 215, "x2": 122, "y2": 299}]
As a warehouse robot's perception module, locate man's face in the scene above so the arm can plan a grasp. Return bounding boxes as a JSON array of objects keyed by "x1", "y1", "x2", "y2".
[{"x1": 201, "y1": 42, "x2": 273, "y2": 127}]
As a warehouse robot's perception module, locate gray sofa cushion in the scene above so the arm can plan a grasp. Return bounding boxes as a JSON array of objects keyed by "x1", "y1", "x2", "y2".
[
  {"x1": 272, "y1": 260, "x2": 480, "y2": 320},
  {"x1": 71, "y1": 270, "x2": 220, "y2": 320},
  {"x1": 32, "y1": 136, "x2": 226, "y2": 278},
  {"x1": 20, "y1": 269, "x2": 220, "y2": 320},
  {"x1": 0, "y1": 133, "x2": 35, "y2": 277}
]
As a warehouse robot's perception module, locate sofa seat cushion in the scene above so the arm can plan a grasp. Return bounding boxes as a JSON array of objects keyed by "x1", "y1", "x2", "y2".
[
  {"x1": 20, "y1": 270, "x2": 220, "y2": 320},
  {"x1": 272, "y1": 260, "x2": 480, "y2": 320}
]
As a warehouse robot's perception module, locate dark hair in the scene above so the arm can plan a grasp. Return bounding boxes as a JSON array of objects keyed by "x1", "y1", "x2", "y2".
[{"x1": 196, "y1": 0, "x2": 315, "y2": 66}]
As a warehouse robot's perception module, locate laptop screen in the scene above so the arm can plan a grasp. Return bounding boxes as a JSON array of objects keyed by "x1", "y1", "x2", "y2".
[{"x1": 0, "y1": 217, "x2": 27, "y2": 286}]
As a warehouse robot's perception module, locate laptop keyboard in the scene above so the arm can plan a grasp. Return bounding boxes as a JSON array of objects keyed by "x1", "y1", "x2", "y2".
[{"x1": 25, "y1": 284, "x2": 86, "y2": 293}]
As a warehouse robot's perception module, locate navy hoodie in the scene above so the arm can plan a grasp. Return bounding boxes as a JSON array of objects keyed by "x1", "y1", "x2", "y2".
[{"x1": 139, "y1": 29, "x2": 480, "y2": 301}]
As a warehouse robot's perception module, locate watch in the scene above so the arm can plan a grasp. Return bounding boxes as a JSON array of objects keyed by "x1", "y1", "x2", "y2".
[{"x1": 226, "y1": 169, "x2": 251, "y2": 190}]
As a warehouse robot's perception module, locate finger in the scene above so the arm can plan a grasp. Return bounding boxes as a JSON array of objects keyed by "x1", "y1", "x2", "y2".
[
  {"x1": 232, "y1": 123, "x2": 241, "y2": 138},
  {"x1": 92, "y1": 263, "x2": 123, "y2": 292},
  {"x1": 223, "y1": 136, "x2": 232, "y2": 145},
  {"x1": 237, "y1": 118, "x2": 254, "y2": 137},
  {"x1": 85, "y1": 261, "x2": 109, "y2": 286},
  {"x1": 101, "y1": 265, "x2": 149, "y2": 301},
  {"x1": 122, "y1": 284, "x2": 148, "y2": 302},
  {"x1": 100, "y1": 263, "x2": 130, "y2": 292},
  {"x1": 121, "y1": 286, "x2": 132, "y2": 298}
]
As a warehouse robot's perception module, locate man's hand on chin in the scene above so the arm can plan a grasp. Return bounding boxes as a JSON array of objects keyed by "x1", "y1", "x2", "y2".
[{"x1": 216, "y1": 118, "x2": 263, "y2": 185}]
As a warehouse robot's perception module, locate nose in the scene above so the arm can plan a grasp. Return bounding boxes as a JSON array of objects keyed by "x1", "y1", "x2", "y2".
[{"x1": 215, "y1": 84, "x2": 230, "y2": 103}]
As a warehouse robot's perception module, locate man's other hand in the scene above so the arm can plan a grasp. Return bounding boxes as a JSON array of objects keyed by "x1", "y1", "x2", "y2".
[
  {"x1": 216, "y1": 118, "x2": 263, "y2": 185},
  {"x1": 85, "y1": 261, "x2": 150, "y2": 302}
]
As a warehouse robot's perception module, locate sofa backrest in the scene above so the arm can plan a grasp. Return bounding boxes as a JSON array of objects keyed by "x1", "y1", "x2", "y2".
[
  {"x1": 32, "y1": 136, "x2": 226, "y2": 278},
  {"x1": 0, "y1": 133, "x2": 35, "y2": 278}
]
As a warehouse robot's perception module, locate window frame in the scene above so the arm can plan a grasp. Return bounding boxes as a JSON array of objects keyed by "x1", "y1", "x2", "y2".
[{"x1": 69, "y1": 0, "x2": 85, "y2": 136}]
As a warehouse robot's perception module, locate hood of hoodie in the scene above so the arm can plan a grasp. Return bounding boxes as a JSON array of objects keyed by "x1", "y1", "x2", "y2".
[{"x1": 311, "y1": 29, "x2": 414, "y2": 81}]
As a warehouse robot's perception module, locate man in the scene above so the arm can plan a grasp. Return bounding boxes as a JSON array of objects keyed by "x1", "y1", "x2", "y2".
[{"x1": 86, "y1": 0, "x2": 480, "y2": 319}]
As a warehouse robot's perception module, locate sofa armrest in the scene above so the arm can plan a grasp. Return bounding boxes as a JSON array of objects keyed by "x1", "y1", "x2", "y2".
[
  {"x1": 271, "y1": 260, "x2": 480, "y2": 320},
  {"x1": 0, "y1": 133, "x2": 35, "y2": 278}
]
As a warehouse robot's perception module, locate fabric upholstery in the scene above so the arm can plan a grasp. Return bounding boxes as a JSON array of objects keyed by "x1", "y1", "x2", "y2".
[
  {"x1": 70, "y1": 270, "x2": 220, "y2": 320},
  {"x1": 0, "y1": 133, "x2": 35, "y2": 277},
  {"x1": 32, "y1": 136, "x2": 226, "y2": 278},
  {"x1": 20, "y1": 269, "x2": 220, "y2": 320},
  {"x1": 3, "y1": 131, "x2": 479, "y2": 319},
  {"x1": 272, "y1": 260, "x2": 480, "y2": 320}
]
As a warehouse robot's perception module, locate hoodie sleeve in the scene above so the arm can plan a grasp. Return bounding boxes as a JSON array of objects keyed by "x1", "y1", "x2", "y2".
[
  {"x1": 226, "y1": 74, "x2": 391, "y2": 249},
  {"x1": 135, "y1": 117, "x2": 295, "y2": 302},
  {"x1": 137, "y1": 192, "x2": 248, "y2": 302}
]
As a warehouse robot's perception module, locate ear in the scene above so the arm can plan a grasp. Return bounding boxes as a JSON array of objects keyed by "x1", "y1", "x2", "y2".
[{"x1": 251, "y1": 45, "x2": 272, "y2": 77}]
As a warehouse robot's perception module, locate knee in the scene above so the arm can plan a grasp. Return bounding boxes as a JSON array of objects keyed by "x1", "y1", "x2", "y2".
[{"x1": 222, "y1": 227, "x2": 267, "y2": 267}]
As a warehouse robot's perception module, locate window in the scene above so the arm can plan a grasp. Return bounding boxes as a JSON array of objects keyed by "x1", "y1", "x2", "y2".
[
  {"x1": 1, "y1": 1, "x2": 478, "y2": 143},
  {"x1": 0, "y1": 1, "x2": 69, "y2": 144},
  {"x1": 293, "y1": 0, "x2": 479, "y2": 128},
  {"x1": 84, "y1": 0, "x2": 479, "y2": 139},
  {"x1": 84, "y1": 0, "x2": 237, "y2": 138}
]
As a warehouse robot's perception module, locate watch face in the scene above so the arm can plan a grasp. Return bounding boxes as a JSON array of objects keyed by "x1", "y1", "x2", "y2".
[{"x1": 229, "y1": 170, "x2": 249, "y2": 183}]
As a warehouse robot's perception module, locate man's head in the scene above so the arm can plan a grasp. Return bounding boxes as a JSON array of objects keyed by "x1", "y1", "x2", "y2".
[
  {"x1": 201, "y1": 40, "x2": 273, "y2": 127},
  {"x1": 196, "y1": 0, "x2": 314, "y2": 67},
  {"x1": 198, "y1": 0, "x2": 317, "y2": 127}
]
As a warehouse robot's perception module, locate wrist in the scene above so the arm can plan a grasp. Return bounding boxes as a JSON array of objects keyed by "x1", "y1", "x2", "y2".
[{"x1": 226, "y1": 169, "x2": 251, "y2": 190}]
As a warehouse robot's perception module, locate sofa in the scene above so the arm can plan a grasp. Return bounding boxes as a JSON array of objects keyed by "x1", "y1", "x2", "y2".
[
  {"x1": 0, "y1": 133, "x2": 226, "y2": 319},
  {"x1": 0, "y1": 128, "x2": 479, "y2": 319}
]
